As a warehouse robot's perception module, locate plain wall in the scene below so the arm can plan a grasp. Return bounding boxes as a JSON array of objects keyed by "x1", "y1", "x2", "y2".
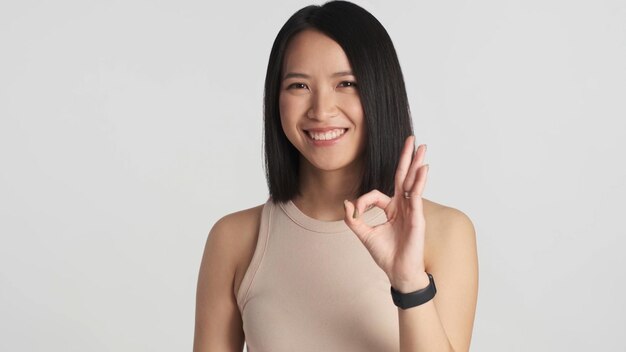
[{"x1": 1, "y1": 0, "x2": 625, "y2": 350}]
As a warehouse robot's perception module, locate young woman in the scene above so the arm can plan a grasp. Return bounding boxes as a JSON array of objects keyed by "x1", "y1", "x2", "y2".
[{"x1": 194, "y1": 1, "x2": 478, "y2": 351}]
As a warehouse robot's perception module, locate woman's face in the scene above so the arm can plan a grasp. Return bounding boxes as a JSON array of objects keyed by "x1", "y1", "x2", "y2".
[{"x1": 279, "y1": 29, "x2": 366, "y2": 172}]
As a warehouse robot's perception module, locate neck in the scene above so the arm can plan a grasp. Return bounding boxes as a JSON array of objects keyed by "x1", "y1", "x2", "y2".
[{"x1": 292, "y1": 156, "x2": 364, "y2": 221}]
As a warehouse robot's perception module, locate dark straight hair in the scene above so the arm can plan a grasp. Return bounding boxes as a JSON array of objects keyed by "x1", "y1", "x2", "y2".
[{"x1": 263, "y1": 0, "x2": 414, "y2": 202}]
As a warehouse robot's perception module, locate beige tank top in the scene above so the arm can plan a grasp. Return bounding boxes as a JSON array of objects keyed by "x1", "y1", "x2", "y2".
[{"x1": 236, "y1": 198, "x2": 400, "y2": 351}]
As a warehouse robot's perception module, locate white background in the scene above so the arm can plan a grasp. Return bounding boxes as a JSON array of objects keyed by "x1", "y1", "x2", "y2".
[{"x1": 1, "y1": 0, "x2": 625, "y2": 350}]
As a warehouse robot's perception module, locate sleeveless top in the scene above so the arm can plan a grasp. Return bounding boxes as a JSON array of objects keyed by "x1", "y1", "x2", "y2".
[{"x1": 236, "y1": 198, "x2": 400, "y2": 351}]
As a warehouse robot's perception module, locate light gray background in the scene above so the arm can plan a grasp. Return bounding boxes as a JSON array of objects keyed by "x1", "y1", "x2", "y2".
[{"x1": 1, "y1": 0, "x2": 624, "y2": 351}]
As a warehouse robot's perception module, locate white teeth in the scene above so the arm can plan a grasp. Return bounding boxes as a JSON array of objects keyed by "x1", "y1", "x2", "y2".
[{"x1": 307, "y1": 128, "x2": 346, "y2": 141}]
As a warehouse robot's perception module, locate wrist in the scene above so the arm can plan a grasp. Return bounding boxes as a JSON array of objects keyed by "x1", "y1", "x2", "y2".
[
  {"x1": 390, "y1": 272, "x2": 437, "y2": 310},
  {"x1": 390, "y1": 271, "x2": 430, "y2": 293}
]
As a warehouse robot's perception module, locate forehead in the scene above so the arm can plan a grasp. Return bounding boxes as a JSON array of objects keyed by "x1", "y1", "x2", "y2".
[{"x1": 282, "y1": 29, "x2": 352, "y2": 73}]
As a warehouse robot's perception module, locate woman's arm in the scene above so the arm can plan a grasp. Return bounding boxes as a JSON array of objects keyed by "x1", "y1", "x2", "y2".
[
  {"x1": 194, "y1": 216, "x2": 246, "y2": 352},
  {"x1": 343, "y1": 137, "x2": 479, "y2": 351},
  {"x1": 396, "y1": 207, "x2": 479, "y2": 352}
]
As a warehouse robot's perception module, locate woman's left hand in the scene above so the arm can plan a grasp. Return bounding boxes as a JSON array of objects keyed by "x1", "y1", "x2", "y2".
[{"x1": 343, "y1": 135, "x2": 430, "y2": 292}]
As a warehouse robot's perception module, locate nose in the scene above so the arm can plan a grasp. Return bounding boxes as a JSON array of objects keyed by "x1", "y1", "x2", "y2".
[{"x1": 307, "y1": 88, "x2": 339, "y2": 120}]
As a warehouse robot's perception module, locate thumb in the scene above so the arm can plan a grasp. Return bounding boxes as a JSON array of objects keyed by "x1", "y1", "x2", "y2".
[{"x1": 343, "y1": 199, "x2": 373, "y2": 243}]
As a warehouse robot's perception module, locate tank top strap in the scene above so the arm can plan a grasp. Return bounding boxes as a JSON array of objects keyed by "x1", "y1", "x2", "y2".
[{"x1": 236, "y1": 198, "x2": 274, "y2": 312}]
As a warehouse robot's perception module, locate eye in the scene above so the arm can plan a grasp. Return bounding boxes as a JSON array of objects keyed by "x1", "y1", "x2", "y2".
[
  {"x1": 287, "y1": 82, "x2": 308, "y2": 90},
  {"x1": 338, "y1": 81, "x2": 358, "y2": 88}
]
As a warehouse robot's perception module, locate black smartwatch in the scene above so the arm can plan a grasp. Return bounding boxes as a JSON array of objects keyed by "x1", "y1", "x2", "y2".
[{"x1": 390, "y1": 273, "x2": 437, "y2": 310}]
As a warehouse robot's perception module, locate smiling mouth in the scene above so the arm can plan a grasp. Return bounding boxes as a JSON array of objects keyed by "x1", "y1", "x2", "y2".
[{"x1": 305, "y1": 128, "x2": 348, "y2": 141}]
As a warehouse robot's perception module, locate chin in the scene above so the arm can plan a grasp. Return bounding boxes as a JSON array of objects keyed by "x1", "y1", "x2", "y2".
[
  {"x1": 309, "y1": 161, "x2": 343, "y2": 171},
  {"x1": 305, "y1": 156, "x2": 356, "y2": 172}
]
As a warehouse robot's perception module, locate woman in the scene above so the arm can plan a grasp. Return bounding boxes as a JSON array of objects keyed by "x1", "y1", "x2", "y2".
[{"x1": 194, "y1": 1, "x2": 478, "y2": 351}]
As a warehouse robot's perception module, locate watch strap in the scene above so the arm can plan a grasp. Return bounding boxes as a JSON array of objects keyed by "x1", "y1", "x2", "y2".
[{"x1": 390, "y1": 273, "x2": 437, "y2": 310}]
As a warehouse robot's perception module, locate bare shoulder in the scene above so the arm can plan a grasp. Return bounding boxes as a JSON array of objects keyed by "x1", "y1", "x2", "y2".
[
  {"x1": 421, "y1": 198, "x2": 479, "y2": 352},
  {"x1": 422, "y1": 198, "x2": 477, "y2": 266},
  {"x1": 212, "y1": 203, "x2": 265, "y2": 245},
  {"x1": 209, "y1": 203, "x2": 265, "y2": 294},
  {"x1": 423, "y1": 197, "x2": 476, "y2": 239},
  {"x1": 194, "y1": 203, "x2": 265, "y2": 351}
]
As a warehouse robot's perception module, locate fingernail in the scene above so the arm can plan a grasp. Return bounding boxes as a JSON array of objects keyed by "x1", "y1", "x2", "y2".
[
  {"x1": 424, "y1": 144, "x2": 428, "y2": 152},
  {"x1": 353, "y1": 206, "x2": 359, "y2": 219},
  {"x1": 343, "y1": 200, "x2": 347, "y2": 209}
]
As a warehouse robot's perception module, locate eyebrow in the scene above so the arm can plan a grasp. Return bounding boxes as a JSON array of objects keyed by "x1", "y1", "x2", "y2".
[{"x1": 282, "y1": 71, "x2": 354, "y2": 80}]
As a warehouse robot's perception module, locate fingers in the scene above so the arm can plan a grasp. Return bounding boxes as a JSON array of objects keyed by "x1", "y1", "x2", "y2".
[
  {"x1": 352, "y1": 189, "x2": 391, "y2": 217},
  {"x1": 343, "y1": 200, "x2": 372, "y2": 241},
  {"x1": 394, "y1": 135, "x2": 416, "y2": 197},
  {"x1": 411, "y1": 163, "x2": 429, "y2": 197},
  {"x1": 403, "y1": 164, "x2": 428, "y2": 228},
  {"x1": 403, "y1": 144, "x2": 427, "y2": 193},
  {"x1": 343, "y1": 189, "x2": 391, "y2": 242}
]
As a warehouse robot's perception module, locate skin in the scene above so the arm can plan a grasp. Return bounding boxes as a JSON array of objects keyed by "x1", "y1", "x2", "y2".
[
  {"x1": 279, "y1": 29, "x2": 367, "y2": 221},
  {"x1": 193, "y1": 28, "x2": 478, "y2": 352}
]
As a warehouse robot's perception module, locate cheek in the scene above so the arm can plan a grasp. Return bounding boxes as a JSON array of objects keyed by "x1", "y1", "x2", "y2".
[
  {"x1": 278, "y1": 95, "x2": 290, "y2": 129},
  {"x1": 280, "y1": 94, "x2": 311, "y2": 138},
  {"x1": 279, "y1": 94, "x2": 299, "y2": 124},
  {"x1": 340, "y1": 96, "x2": 366, "y2": 146},
  {"x1": 340, "y1": 95, "x2": 365, "y2": 125},
  {"x1": 278, "y1": 94, "x2": 302, "y2": 143},
  {"x1": 352, "y1": 106, "x2": 365, "y2": 125}
]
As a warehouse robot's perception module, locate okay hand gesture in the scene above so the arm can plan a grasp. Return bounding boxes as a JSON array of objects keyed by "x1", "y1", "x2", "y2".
[{"x1": 343, "y1": 135, "x2": 430, "y2": 291}]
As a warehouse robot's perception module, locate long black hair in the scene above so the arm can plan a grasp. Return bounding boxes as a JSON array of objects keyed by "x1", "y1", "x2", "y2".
[{"x1": 264, "y1": 0, "x2": 414, "y2": 202}]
